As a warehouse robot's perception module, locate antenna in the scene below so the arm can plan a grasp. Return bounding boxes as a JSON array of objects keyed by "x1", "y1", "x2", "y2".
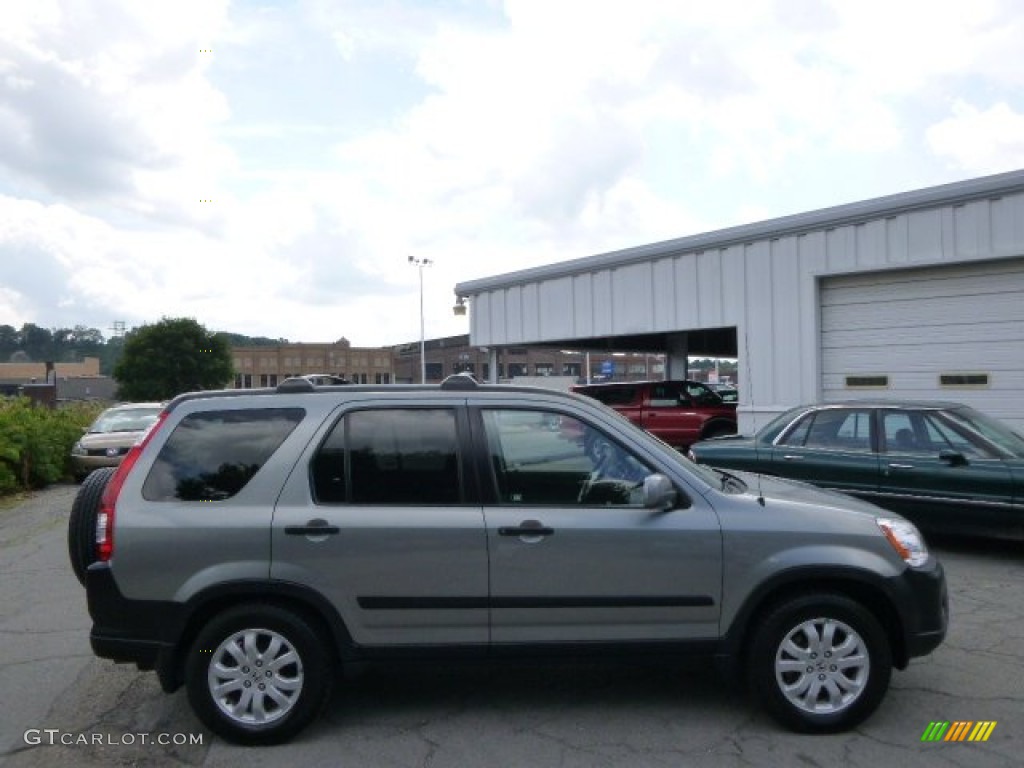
[{"x1": 742, "y1": 326, "x2": 766, "y2": 507}]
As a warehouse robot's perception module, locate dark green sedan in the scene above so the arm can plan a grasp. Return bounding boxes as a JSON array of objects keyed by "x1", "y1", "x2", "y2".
[{"x1": 688, "y1": 401, "x2": 1024, "y2": 542}]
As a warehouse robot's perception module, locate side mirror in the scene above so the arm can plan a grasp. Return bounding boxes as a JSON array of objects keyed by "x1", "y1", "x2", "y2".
[
  {"x1": 939, "y1": 449, "x2": 968, "y2": 466},
  {"x1": 642, "y1": 474, "x2": 679, "y2": 511}
]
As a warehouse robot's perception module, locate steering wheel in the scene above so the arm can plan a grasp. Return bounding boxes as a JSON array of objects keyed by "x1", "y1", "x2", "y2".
[
  {"x1": 578, "y1": 433, "x2": 648, "y2": 503},
  {"x1": 579, "y1": 435, "x2": 621, "y2": 503}
]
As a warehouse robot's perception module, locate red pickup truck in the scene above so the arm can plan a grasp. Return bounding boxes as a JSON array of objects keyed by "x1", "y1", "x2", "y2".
[{"x1": 572, "y1": 379, "x2": 737, "y2": 449}]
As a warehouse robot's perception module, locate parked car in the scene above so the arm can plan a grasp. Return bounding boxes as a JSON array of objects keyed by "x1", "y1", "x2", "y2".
[
  {"x1": 68, "y1": 377, "x2": 946, "y2": 744},
  {"x1": 688, "y1": 400, "x2": 1024, "y2": 541},
  {"x1": 572, "y1": 379, "x2": 737, "y2": 449},
  {"x1": 69, "y1": 402, "x2": 163, "y2": 481},
  {"x1": 297, "y1": 373, "x2": 350, "y2": 386}
]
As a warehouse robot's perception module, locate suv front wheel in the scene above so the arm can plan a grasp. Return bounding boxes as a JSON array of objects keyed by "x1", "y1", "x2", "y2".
[
  {"x1": 185, "y1": 604, "x2": 334, "y2": 745},
  {"x1": 747, "y1": 593, "x2": 892, "y2": 732}
]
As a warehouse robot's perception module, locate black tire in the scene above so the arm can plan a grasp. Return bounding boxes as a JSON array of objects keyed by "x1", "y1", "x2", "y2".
[
  {"x1": 185, "y1": 604, "x2": 334, "y2": 745},
  {"x1": 747, "y1": 593, "x2": 892, "y2": 733},
  {"x1": 67, "y1": 467, "x2": 116, "y2": 587}
]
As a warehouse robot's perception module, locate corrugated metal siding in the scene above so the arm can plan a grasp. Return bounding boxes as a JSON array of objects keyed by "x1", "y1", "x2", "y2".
[
  {"x1": 821, "y1": 259, "x2": 1024, "y2": 430},
  {"x1": 462, "y1": 177, "x2": 1024, "y2": 433}
]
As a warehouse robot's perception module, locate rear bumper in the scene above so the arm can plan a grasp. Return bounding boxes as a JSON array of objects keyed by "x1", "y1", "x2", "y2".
[{"x1": 86, "y1": 562, "x2": 182, "y2": 689}]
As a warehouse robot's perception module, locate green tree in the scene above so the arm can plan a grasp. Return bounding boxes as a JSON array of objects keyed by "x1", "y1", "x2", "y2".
[
  {"x1": 113, "y1": 318, "x2": 234, "y2": 401},
  {"x1": 17, "y1": 323, "x2": 53, "y2": 361},
  {"x1": 0, "y1": 324, "x2": 17, "y2": 360}
]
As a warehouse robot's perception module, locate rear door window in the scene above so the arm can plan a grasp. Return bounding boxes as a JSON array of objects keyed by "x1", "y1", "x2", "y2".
[
  {"x1": 142, "y1": 408, "x2": 304, "y2": 501},
  {"x1": 311, "y1": 408, "x2": 462, "y2": 505}
]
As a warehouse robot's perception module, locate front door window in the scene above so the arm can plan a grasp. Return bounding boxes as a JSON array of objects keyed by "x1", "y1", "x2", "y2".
[{"x1": 481, "y1": 410, "x2": 652, "y2": 507}]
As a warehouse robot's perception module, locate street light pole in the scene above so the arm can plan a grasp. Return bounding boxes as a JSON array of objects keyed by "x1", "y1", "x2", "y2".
[{"x1": 408, "y1": 255, "x2": 433, "y2": 383}]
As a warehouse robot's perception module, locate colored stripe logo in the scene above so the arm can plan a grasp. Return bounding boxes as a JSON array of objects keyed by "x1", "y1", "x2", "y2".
[{"x1": 921, "y1": 721, "x2": 997, "y2": 742}]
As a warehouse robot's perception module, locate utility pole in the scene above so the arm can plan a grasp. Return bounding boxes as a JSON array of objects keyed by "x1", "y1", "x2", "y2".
[{"x1": 408, "y1": 256, "x2": 433, "y2": 383}]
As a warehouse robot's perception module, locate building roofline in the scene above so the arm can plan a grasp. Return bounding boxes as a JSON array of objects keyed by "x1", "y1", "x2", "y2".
[{"x1": 455, "y1": 168, "x2": 1024, "y2": 296}]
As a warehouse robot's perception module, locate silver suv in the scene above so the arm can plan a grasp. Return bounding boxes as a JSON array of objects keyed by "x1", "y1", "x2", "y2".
[{"x1": 70, "y1": 376, "x2": 947, "y2": 744}]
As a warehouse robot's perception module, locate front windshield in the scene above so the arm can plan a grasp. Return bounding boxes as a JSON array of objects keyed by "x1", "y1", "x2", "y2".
[
  {"x1": 944, "y1": 407, "x2": 1024, "y2": 458},
  {"x1": 680, "y1": 451, "x2": 730, "y2": 486},
  {"x1": 754, "y1": 406, "x2": 808, "y2": 442},
  {"x1": 686, "y1": 382, "x2": 724, "y2": 406},
  {"x1": 90, "y1": 407, "x2": 162, "y2": 434}
]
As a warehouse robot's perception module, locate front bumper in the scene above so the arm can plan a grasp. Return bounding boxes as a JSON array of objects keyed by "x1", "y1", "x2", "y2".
[
  {"x1": 71, "y1": 455, "x2": 122, "y2": 477},
  {"x1": 892, "y1": 557, "x2": 948, "y2": 661}
]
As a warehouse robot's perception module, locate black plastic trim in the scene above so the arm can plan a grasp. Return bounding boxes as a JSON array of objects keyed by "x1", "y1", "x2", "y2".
[
  {"x1": 86, "y1": 565, "x2": 359, "y2": 691},
  {"x1": 719, "y1": 561, "x2": 948, "y2": 669},
  {"x1": 494, "y1": 596, "x2": 714, "y2": 608},
  {"x1": 354, "y1": 638, "x2": 721, "y2": 662},
  {"x1": 358, "y1": 597, "x2": 489, "y2": 610}
]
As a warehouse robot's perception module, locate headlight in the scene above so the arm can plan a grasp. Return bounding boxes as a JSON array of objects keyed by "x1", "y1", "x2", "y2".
[
  {"x1": 877, "y1": 517, "x2": 929, "y2": 567},
  {"x1": 71, "y1": 442, "x2": 85, "y2": 456}
]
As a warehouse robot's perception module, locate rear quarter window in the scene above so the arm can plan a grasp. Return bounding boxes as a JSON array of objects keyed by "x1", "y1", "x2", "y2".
[{"x1": 142, "y1": 408, "x2": 304, "y2": 501}]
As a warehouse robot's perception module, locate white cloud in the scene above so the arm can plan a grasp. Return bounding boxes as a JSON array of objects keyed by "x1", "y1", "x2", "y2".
[
  {"x1": 0, "y1": 0, "x2": 232, "y2": 216},
  {"x1": 1, "y1": 0, "x2": 1023, "y2": 348},
  {"x1": 927, "y1": 101, "x2": 1024, "y2": 174}
]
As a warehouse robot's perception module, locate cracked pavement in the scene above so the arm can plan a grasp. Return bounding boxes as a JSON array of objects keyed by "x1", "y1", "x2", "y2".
[{"x1": 0, "y1": 486, "x2": 1020, "y2": 767}]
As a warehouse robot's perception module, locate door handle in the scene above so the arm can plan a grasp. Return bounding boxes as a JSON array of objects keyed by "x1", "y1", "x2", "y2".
[
  {"x1": 887, "y1": 463, "x2": 914, "y2": 470},
  {"x1": 782, "y1": 455, "x2": 804, "y2": 461},
  {"x1": 498, "y1": 520, "x2": 554, "y2": 537},
  {"x1": 285, "y1": 520, "x2": 340, "y2": 536}
]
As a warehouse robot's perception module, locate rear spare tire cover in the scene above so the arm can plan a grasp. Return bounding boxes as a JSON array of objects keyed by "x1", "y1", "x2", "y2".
[{"x1": 68, "y1": 467, "x2": 116, "y2": 587}]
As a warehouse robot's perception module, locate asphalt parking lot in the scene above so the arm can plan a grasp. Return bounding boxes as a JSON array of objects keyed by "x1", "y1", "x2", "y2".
[{"x1": 1, "y1": 485, "x2": 1020, "y2": 768}]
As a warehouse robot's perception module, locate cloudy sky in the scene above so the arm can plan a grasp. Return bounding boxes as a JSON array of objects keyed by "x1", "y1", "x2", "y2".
[{"x1": 1, "y1": 0, "x2": 1023, "y2": 347}]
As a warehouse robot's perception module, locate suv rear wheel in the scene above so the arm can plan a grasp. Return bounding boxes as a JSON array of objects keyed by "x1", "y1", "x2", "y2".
[
  {"x1": 185, "y1": 604, "x2": 334, "y2": 745},
  {"x1": 747, "y1": 593, "x2": 891, "y2": 732}
]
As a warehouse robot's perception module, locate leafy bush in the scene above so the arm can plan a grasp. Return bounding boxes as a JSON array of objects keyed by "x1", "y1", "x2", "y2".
[{"x1": 0, "y1": 399, "x2": 104, "y2": 495}]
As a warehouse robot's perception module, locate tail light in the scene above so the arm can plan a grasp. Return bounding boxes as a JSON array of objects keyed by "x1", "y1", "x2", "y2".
[{"x1": 96, "y1": 411, "x2": 169, "y2": 562}]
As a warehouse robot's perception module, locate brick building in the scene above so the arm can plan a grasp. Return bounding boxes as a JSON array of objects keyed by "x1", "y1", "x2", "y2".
[
  {"x1": 392, "y1": 335, "x2": 665, "y2": 384},
  {"x1": 0, "y1": 356, "x2": 115, "y2": 402},
  {"x1": 0, "y1": 357, "x2": 101, "y2": 381},
  {"x1": 231, "y1": 338, "x2": 394, "y2": 388}
]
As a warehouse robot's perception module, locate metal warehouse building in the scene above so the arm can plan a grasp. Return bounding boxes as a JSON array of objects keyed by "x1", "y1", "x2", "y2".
[{"x1": 455, "y1": 169, "x2": 1024, "y2": 433}]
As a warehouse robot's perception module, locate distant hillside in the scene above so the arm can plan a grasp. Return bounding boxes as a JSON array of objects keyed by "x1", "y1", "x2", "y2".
[
  {"x1": 215, "y1": 332, "x2": 290, "y2": 347},
  {"x1": 1, "y1": 323, "x2": 291, "y2": 376}
]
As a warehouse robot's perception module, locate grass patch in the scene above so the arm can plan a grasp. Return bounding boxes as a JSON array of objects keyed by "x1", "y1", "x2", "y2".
[{"x1": 0, "y1": 489, "x2": 32, "y2": 511}]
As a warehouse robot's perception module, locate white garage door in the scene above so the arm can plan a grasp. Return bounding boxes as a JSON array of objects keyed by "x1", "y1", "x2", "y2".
[{"x1": 820, "y1": 258, "x2": 1024, "y2": 431}]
